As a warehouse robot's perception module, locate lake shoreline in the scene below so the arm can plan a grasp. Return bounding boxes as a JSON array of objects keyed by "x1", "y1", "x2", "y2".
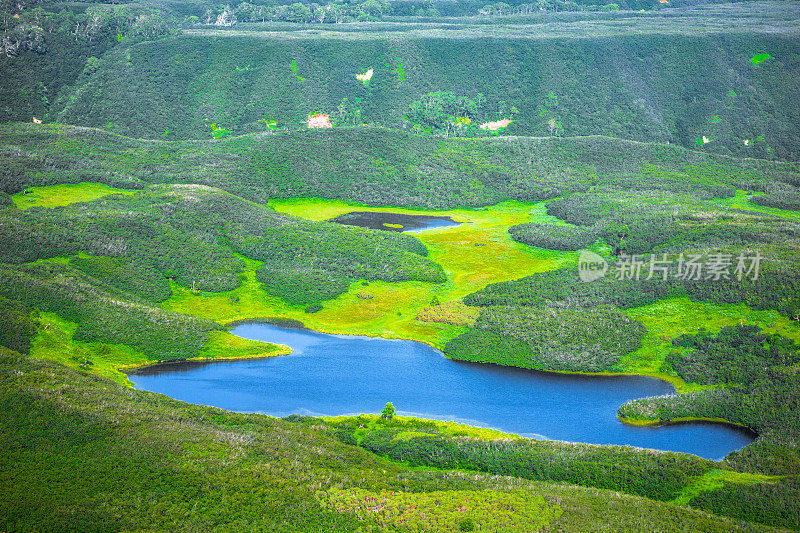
[{"x1": 128, "y1": 320, "x2": 756, "y2": 458}]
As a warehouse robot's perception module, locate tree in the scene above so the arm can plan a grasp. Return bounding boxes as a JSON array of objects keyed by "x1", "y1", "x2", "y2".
[
  {"x1": 380, "y1": 402, "x2": 395, "y2": 420},
  {"x1": 337, "y1": 97, "x2": 361, "y2": 126}
]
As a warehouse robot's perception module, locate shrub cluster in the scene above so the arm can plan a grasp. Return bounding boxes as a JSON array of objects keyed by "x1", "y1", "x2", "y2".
[
  {"x1": 466, "y1": 250, "x2": 800, "y2": 318},
  {"x1": 0, "y1": 185, "x2": 445, "y2": 305},
  {"x1": 668, "y1": 324, "x2": 800, "y2": 386},
  {"x1": 70, "y1": 255, "x2": 173, "y2": 303},
  {"x1": 0, "y1": 262, "x2": 218, "y2": 361},
  {"x1": 508, "y1": 222, "x2": 599, "y2": 251},
  {"x1": 445, "y1": 305, "x2": 645, "y2": 372},
  {"x1": 0, "y1": 297, "x2": 38, "y2": 354},
  {"x1": 328, "y1": 419, "x2": 714, "y2": 502},
  {"x1": 619, "y1": 327, "x2": 800, "y2": 493}
]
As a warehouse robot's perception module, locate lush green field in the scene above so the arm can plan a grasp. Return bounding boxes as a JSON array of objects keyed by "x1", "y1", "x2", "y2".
[
  {"x1": 2, "y1": 51, "x2": 800, "y2": 532},
  {"x1": 3, "y1": 166, "x2": 800, "y2": 531}
]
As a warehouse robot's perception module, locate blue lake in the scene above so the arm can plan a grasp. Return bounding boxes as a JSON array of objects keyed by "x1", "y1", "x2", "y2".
[{"x1": 129, "y1": 322, "x2": 756, "y2": 460}]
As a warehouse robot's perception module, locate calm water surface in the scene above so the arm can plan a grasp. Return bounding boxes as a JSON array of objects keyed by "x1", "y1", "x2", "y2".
[
  {"x1": 129, "y1": 323, "x2": 755, "y2": 459},
  {"x1": 328, "y1": 211, "x2": 461, "y2": 232}
]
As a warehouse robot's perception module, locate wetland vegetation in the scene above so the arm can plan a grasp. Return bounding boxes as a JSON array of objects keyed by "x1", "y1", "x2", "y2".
[{"x1": 1, "y1": 0, "x2": 800, "y2": 529}]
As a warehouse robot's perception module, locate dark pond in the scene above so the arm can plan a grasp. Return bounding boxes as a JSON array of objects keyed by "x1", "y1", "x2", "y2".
[
  {"x1": 328, "y1": 211, "x2": 461, "y2": 232},
  {"x1": 129, "y1": 323, "x2": 756, "y2": 460}
]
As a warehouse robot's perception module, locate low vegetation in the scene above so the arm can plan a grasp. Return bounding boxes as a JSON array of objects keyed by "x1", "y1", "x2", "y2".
[
  {"x1": 445, "y1": 305, "x2": 645, "y2": 372},
  {"x1": 0, "y1": 184, "x2": 445, "y2": 306},
  {"x1": 327, "y1": 415, "x2": 716, "y2": 502},
  {"x1": 619, "y1": 325, "x2": 800, "y2": 528},
  {"x1": 2, "y1": 0, "x2": 800, "y2": 528},
  {"x1": 0, "y1": 349, "x2": 785, "y2": 532}
]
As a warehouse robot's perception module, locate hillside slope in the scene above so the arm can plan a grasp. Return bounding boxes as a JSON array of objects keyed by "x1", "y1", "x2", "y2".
[
  {"x1": 3, "y1": 123, "x2": 799, "y2": 208},
  {"x1": 51, "y1": 24, "x2": 800, "y2": 158}
]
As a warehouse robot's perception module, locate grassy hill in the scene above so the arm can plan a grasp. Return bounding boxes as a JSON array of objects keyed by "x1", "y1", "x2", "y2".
[
  {"x1": 2, "y1": 4, "x2": 800, "y2": 527},
  {"x1": 1, "y1": 129, "x2": 799, "y2": 528},
  {"x1": 3, "y1": 123, "x2": 799, "y2": 209}
]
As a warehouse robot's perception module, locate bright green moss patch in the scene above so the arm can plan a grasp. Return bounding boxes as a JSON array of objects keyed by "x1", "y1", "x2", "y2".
[
  {"x1": 673, "y1": 469, "x2": 779, "y2": 507},
  {"x1": 711, "y1": 190, "x2": 800, "y2": 222},
  {"x1": 11, "y1": 183, "x2": 134, "y2": 210},
  {"x1": 750, "y1": 53, "x2": 773, "y2": 65},
  {"x1": 29, "y1": 313, "x2": 149, "y2": 386},
  {"x1": 195, "y1": 330, "x2": 290, "y2": 362},
  {"x1": 271, "y1": 198, "x2": 574, "y2": 300},
  {"x1": 164, "y1": 199, "x2": 571, "y2": 350},
  {"x1": 622, "y1": 297, "x2": 800, "y2": 391},
  {"x1": 394, "y1": 430, "x2": 432, "y2": 442},
  {"x1": 324, "y1": 414, "x2": 523, "y2": 442},
  {"x1": 416, "y1": 301, "x2": 481, "y2": 327},
  {"x1": 27, "y1": 313, "x2": 288, "y2": 386}
]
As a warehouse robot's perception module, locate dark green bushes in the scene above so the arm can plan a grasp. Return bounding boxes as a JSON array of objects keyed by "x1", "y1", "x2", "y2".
[
  {"x1": 0, "y1": 262, "x2": 218, "y2": 360},
  {"x1": 0, "y1": 185, "x2": 445, "y2": 305},
  {"x1": 229, "y1": 210, "x2": 445, "y2": 304},
  {"x1": 45, "y1": 32, "x2": 800, "y2": 159},
  {"x1": 443, "y1": 330, "x2": 532, "y2": 368},
  {"x1": 508, "y1": 222, "x2": 598, "y2": 251},
  {"x1": 619, "y1": 326, "x2": 800, "y2": 511},
  {"x1": 751, "y1": 186, "x2": 800, "y2": 211},
  {"x1": 688, "y1": 477, "x2": 800, "y2": 530},
  {"x1": 4, "y1": 123, "x2": 800, "y2": 211},
  {"x1": 257, "y1": 267, "x2": 351, "y2": 306},
  {"x1": 0, "y1": 297, "x2": 37, "y2": 354},
  {"x1": 464, "y1": 268, "x2": 681, "y2": 309},
  {"x1": 669, "y1": 325, "x2": 800, "y2": 386},
  {"x1": 445, "y1": 305, "x2": 645, "y2": 372},
  {"x1": 70, "y1": 255, "x2": 172, "y2": 302},
  {"x1": 329, "y1": 419, "x2": 715, "y2": 502},
  {"x1": 466, "y1": 250, "x2": 800, "y2": 318}
]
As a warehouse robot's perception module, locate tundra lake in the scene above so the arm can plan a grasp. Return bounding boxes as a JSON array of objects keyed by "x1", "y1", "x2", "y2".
[
  {"x1": 129, "y1": 323, "x2": 755, "y2": 459},
  {"x1": 328, "y1": 211, "x2": 461, "y2": 232}
]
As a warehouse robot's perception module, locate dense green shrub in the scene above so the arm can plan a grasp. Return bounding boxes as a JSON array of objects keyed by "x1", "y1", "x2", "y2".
[
  {"x1": 0, "y1": 297, "x2": 37, "y2": 354},
  {"x1": 4, "y1": 124, "x2": 799, "y2": 210},
  {"x1": 464, "y1": 268, "x2": 684, "y2": 309},
  {"x1": 258, "y1": 266, "x2": 351, "y2": 306},
  {"x1": 0, "y1": 185, "x2": 445, "y2": 304},
  {"x1": 668, "y1": 325, "x2": 800, "y2": 386},
  {"x1": 466, "y1": 249, "x2": 800, "y2": 318},
  {"x1": 445, "y1": 305, "x2": 644, "y2": 372},
  {"x1": 329, "y1": 420, "x2": 714, "y2": 502},
  {"x1": 751, "y1": 189, "x2": 800, "y2": 211},
  {"x1": 689, "y1": 477, "x2": 800, "y2": 530},
  {"x1": 0, "y1": 262, "x2": 218, "y2": 360},
  {"x1": 508, "y1": 222, "x2": 598, "y2": 251},
  {"x1": 42, "y1": 32, "x2": 800, "y2": 159},
  {"x1": 70, "y1": 255, "x2": 172, "y2": 302},
  {"x1": 443, "y1": 330, "x2": 532, "y2": 367}
]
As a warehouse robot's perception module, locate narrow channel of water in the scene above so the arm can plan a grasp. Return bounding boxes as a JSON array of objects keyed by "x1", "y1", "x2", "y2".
[{"x1": 129, "y1": 323, "x2": 755, "y2": 460}]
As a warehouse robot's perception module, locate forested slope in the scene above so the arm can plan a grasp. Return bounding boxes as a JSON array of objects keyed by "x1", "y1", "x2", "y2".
[
  {"x1": 50, "y1": 31, "x2": 800, "y2": 158},
  {"x1": 3, "y1": 123, "x2": 799, "y2": 208}
]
